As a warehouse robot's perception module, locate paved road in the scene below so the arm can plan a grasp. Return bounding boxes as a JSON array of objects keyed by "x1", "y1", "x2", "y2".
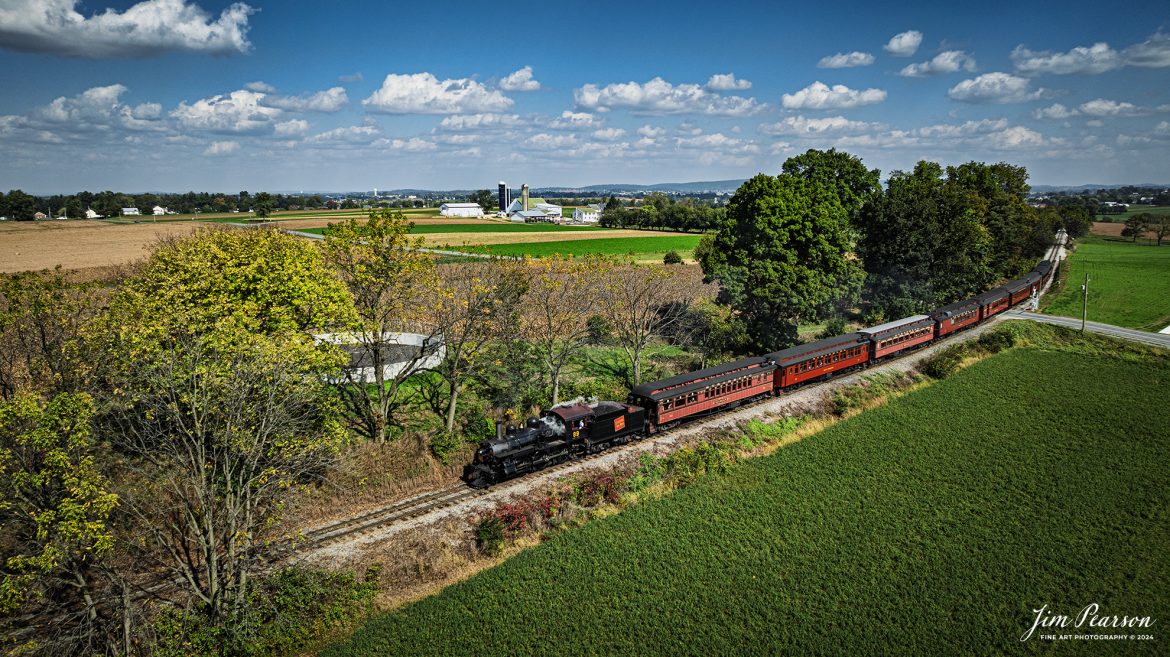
[{"x1": 1004, "y1": 310, "x2": 1170, "y2": 349}]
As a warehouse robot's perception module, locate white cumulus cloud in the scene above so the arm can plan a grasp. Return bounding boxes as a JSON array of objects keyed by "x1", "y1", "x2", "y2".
[
  {"x1": 549, "y1": 111, "x2": 599, "y2": 129},
  {"x1": 203, "y1": 140, "x2": 239, "y2": 156},
  {"x1": 817, "y1": 51, "x2": 875, "y2": 68},
  {"x1": 900, "y1": 50, "x2": 977, "y2": 77},
  {"x1": 264, "y1": 87, "x2": 348, "y2": 112},
  {"x1": 781, "y1": 81, "x2": 886, "y2": 110},
  {"x1": 0, "y1": 0, "x2": 254, "y2": 57},
  {"x1": 1011, "y1": 42, "x2": 1122, "y2": 75},
  {"x1": 171, "y1": 89, "x2": 282, "y2": 133},
  {"x1": 637, "y1": 124, "x2": 665, "y2": 138},
  {"x1": 306, "y1": 125, "x2": 380, "y2": 144},
  {"x1": 363, "y1": 73, "x2": 513, "y2": 114},
  {"x1": 371, "y1": 137, "x2": 438, "y2": 152},
  {"x1": 1123, "y1": 31, "x2": 1170, "y2": 68},
  {"x1": 274, "y1": 119, "x2": 309, "y2": 136},
  {"x1": 592, "y1": 127, "x2": 626, "y2": 140},
  {"x1": 436, "y1": 113, "x2": 525, "y2": 131},
  {"x1": 500, "y1": 66, "x2": 540, "y2": 91},
  {"x1": 947, "y1": 73, "x2": 1045, "y2": 103},
  {"x1": 526, "y1": 133, "x2": 579, "y2": 150},
  {"x1": 759, "y1": 115, "x2": 880, "y2": 136},
  {"x1": 705, "y1": 73, "x2": 752, "y2": 90},
  {"x1": 1033, "y1": 103, "x2": 1079, "y2": 120},
  {"x1": 884, "y1": 30, "x2": 923, "y2": 57},
  {"x1": 574, "y1": 77, "x2": 763, "y2": 116},
  {"x1": 1078, "y1": 98, "x2": 1141, "y2": 116}
]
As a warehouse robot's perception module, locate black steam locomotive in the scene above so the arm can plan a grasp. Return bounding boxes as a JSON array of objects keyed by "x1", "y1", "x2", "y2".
[{"x1": 462, "y1": 401, "x2": 645, "y2": 489}]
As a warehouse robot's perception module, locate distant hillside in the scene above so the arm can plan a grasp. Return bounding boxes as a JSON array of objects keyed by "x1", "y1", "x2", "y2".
[
  {"x1": 552, "y1": 179, "x2": 747, "y2": 194},
  {"x1": 1032, "y1": 183, "x2": 1169, "y2": 193}
]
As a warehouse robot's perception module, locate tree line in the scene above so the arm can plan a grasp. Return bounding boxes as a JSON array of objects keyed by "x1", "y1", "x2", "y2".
[
  {"x1": 0, "y1": 190, "x2": 333, "y2": 219},
  {"x1": 696, "y1": 149, "x2": 1090, "y2": 352},
  {"x1": 599, "y1": 193, "x2": 725, "y2": 232}
]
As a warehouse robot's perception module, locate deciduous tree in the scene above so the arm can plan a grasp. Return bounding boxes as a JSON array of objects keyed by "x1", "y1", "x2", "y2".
[
  {"x1": 597, "y1": 259, "x2": 692, "y2": 385},
  {"x1": 700, "y1": 173, "x2": 863, "y2": 352},
  {"x1": 323, "y1": 210, "x2": 441, "y2": 442},
  {"x1": 519, "y1": 255, "x2": 600, "y2": 405}
]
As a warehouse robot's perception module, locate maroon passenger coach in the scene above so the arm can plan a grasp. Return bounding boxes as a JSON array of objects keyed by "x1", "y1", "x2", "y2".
[{"x1": 628, "y1": 356, "x2": 777, "y2": 432}]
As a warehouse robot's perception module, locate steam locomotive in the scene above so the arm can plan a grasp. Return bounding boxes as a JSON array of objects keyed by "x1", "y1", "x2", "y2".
[{"x1": 463, "y1": 256, "x2": 1057, "y2": 489}]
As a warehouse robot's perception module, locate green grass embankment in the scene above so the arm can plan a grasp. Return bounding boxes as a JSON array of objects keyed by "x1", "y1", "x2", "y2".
[{"x1": 1043, "y1": 235, "x2": 1170, "y2": 330}]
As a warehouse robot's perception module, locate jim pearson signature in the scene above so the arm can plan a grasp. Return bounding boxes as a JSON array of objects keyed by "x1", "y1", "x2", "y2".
[{"x1": 1022, "y1": 604, "x2": 1156, "y2": 642}]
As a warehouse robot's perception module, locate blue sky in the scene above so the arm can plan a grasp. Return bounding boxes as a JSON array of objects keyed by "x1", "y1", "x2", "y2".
[{"x1": 1, "y1": 0, "x2": 1169, "y2": 193}]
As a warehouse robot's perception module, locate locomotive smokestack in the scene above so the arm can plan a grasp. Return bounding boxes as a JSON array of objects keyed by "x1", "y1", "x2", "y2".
[{"x1": 495, "y1": 421, "x2": 504, "y2": 440}]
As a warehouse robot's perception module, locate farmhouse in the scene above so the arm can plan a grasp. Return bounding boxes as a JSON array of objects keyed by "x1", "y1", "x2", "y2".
[
  {"x1": 572, "y1": 204, "x2": 603, "y2": 223},
  {"x1": 152, "y1": 205, "x2": 169, "y2": 216},
  {"x1": 33, "y1": 211, "x2": 48, "y2": 220},
  {"x1": 85, "y1": 208, "x2": 102, "y2": 219},
  {"x1": 439, "y1": 202, "x2": 484, "y2": 217}
]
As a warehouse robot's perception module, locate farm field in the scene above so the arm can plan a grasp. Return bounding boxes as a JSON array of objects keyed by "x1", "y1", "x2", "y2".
[
  {"x1": 1094, "y1": 205, "x2": 1170, "y2": 222},
  {"x1": 1043, "y1": 235, "x2": 1170, "y2": 330},
  {"x1": 0, "y1": 219, "x2": 202, "y2": 273},
  {"x1": 461, "y1": 234, "x2": 703, "y2": 261},
  {"x1": 297, "y1": 223, "x2": 605, "y2": 236},
  {"x1": 325, "y1": 345, "x2": 1169, "y2": 656}
]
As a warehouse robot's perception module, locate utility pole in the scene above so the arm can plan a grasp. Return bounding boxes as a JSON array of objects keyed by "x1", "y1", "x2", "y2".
[{"x1": 1080, "y1": 271, "x2": 1089, "y2": 333}]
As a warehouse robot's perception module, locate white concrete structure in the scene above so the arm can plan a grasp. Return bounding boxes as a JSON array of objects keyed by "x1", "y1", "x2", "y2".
[
  {"x1": 315, "y1": 332, "x2": 446, "y2": 384},
  {"x1": 573, "y1": 204, "x2": 603, "y2": 223},
  {"x1": 121, "y1": 207, "x2": 140, "y2": 216},
  {"x1": 439, "y1": 202, "x2": 484, "y2": 217}
]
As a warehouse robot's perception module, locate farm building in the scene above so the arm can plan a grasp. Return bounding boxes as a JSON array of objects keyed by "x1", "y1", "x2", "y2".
[
  {"x1": 122, "y1": 207, "x2": 140, "y2": 216},
  {"x1": 85, "y1": 208, "x2": 102, "y2": 219},
  {"x1": 439, "y1": 202, "x2": 484, "y2": 217},
  {"x1": 572, "y1": 204, "x2": 603, "y2": 223},
  {"x1": 506, "y1": 198, "x2": 562, "y2": 218},
  {"x1": 315, "y1": 332, "x2": 446, "y2": 384},
  {"x1": 511, "y1": 209, "x2": 556, "y2": 223},
  {"x1": 33, "y1": 211, "x2": 48, "y2": 220}
]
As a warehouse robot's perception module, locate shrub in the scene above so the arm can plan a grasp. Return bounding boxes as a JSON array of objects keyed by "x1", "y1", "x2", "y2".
[
  {"x1": 152, "y1": 566, "x2": 379, "y2": 657},
  {"x1": 818, "y1": 316, "x2": 849, "y2": 339},
  {"x1": 977, "y1": 328, "x2": 1017, "y2": 353},
  {"x1": 663, "y1": 250, "x2": 683, "y2": 265},
  {"x1": 428, "y1": 430, "x2": 463, "y2": 464},
  {"x1": 474, "y1": 516, "x2": 506, "y2": 557},
  {"x1": 586, "y1": 314, "x2": 612, "y2": 344},
  {"x1": 920, "y1": 345, "x2": 965, "y2": 380}
]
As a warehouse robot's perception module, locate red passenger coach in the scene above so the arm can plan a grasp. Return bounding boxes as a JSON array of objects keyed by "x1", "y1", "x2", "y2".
[
  {"x1": 1005, "y1": 272, "x2": 1042, "y2": 305},
  {"x1": 629, "y1": 357, "x2": 777, "y2": 431},
  {"x1": 766, "y1": 333, "x2": 870, "y2": 389},
  {"x1": 931, "y1": 298, "x2": 981, "y2": 338},
  {"x1": 860, "y1": 315, "x2": 934, "y2": 360},
  {"x1": 977, "y1": 288, "x2": 1011, "y2": 319}
]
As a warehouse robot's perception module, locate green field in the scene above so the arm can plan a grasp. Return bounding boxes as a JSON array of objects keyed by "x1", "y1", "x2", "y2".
[
  {"x1": 462, "y1": 234, "x2": 703, "y2": 260},
  {"x1": 298, "y1": 223, "x2": 605, "y2": 236},
  {"x1": 324, "y1": 343, "x2": 1169, "y2": 656},
  {"x1": 1043, "y1": 235, "x2": 1170, "y2": 330},
  {"x1": 1095, "y1": 205, "x2": 1170, "y2": 222}
]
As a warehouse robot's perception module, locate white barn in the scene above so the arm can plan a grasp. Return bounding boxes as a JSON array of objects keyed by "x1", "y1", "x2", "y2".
[
  {"x1": 85, "y1": 208, "x2": 102, "y2": 219},
  {"x1": 573, "y1": 204, "x2": 603, "y2": 223},
  {"x1": 316, "y1": 332, "x2": 446, "y2": 384},
  {"x1": 122, "y1": 207, "x2": 140, "y2": 216},
  {"x1": 439, "y1": 202, "x2": 484, "y2": 217}
]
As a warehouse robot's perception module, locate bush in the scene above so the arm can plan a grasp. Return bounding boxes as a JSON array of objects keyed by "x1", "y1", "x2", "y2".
[
  {"x1": 977, "y1": 328, "x2": 1017, "y2": 353},
  {"x1": 663, "y1": 250, "x2": 683, "y2": 265},
  {"x1": 152, "y1": 566, "x2": 379, "y2": 657},
  {"x1": 474, "y1": 516, "x2": 506, "y2": 557},
  {"x1": 818, "y1": 316, "x2": 849, "y2": 339},
  {"x1": 920, "y1": 345, "x2": 965, "y2": 380},
  {"x1": 428, "y1": 430, "x2": 463, "y2": 464}
]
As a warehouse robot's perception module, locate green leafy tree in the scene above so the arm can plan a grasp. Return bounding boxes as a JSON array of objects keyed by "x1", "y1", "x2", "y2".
[
  {"x1": 946, "y1": 161, "x2": 1044, "y2": 277},
  {"x1": 859, "y1": 162, "x2": 992, "y2": 316},
  {"x1": 3, "y1": 190, "x2": 38, "y2": 221},
  {"x1": 0, "y1": 267, "x2": 98, "y2": 400},
  {"x1": 780, "y1": 148, "x2": 880, "y2": 230},
  {"x1": 1151, "y1": 214, "x2": 1170, "y2": 246},
  {"x1": 467, "y1": 189, "x2": 496, "y2": 211},
  {"x1": 252, "y1": 191, "x2": 274, "y2": 219},
  {"x1": 700, "y1": 173, "x2": 864, "y2": 352},
  {"x1": 323, "y1": 210, "x2": 440, "y2": 442},
  {"x1": 1121, "y1": 214, "x2": 1149, "y2": 242},
  {"x1": 0, "y1": 392, "x2": 120, "y2": 653},
  {"x1": 429, "y1": 260, "x2": 526, "y2": 432}
]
